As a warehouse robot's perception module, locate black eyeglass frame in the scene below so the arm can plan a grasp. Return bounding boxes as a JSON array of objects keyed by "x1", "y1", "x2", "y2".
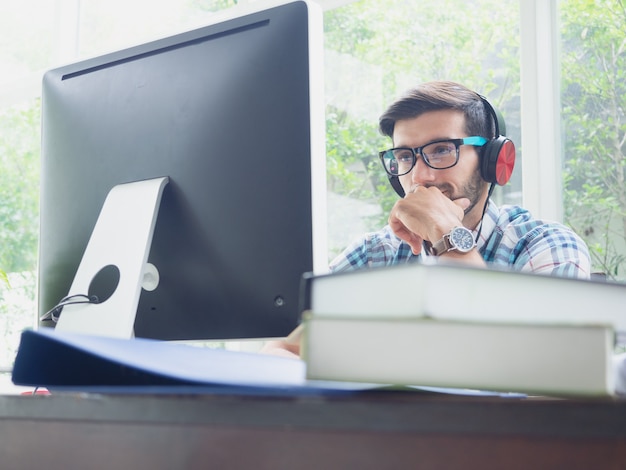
[{"x1": 378, "y1": 136, "x2": 487, "y2": 177}]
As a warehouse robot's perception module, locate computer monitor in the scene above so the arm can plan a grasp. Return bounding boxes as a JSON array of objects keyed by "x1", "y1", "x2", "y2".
[{"x1": 38, "y1": 0, "x2": 327, "y2": 341}]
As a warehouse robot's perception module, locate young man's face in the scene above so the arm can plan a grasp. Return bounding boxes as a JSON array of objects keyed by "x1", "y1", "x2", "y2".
[{"x1": 394, "y1": 109, "x2": 488, "y2": 219}]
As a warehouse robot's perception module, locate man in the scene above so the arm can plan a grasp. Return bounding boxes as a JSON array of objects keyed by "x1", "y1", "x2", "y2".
[
  {"x1": 262, "y1": 81, "x2": 590, "y2": 357},
  {"x1": 330, "y1": 80, "x2": 590, "y2": 278}
]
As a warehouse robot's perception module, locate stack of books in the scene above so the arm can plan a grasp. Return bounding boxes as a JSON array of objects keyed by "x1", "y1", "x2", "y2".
[{"x1": 300, "y1": 263, "x2": 626, "y2": 397}]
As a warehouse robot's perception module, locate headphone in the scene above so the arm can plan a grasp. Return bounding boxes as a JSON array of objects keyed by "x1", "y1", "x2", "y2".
[{"x1": 387, "y1": 95, "x2": 516, "y2": 198}]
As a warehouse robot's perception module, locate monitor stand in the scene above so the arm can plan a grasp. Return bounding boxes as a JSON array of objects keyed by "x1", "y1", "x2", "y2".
[{"x1": 54, "y1": 177, "x2": 169, "y2": 339}]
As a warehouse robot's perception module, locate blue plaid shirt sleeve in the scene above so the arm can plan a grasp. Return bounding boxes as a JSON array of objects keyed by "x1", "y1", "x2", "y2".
[
  {"x1": 330, "y1": 201, "x2": 591, "y2": 279},
  {"x1": 329, "y1": 227, "x2": 416, "y2": 272},
  {"x1": 479, "y1": 203, "x2": 591, "y2": 279}
]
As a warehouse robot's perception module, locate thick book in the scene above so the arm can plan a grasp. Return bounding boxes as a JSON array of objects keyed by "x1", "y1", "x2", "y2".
[
  {"x1": 302, "y1": 314, "x2": 616, "y2": 396},
  {"x1": 300, "y1": 263, "x2": 626, "y2": 396},
  {"x1": 11, "y1": 327, "x2": 307, "y2": 391},
  {"x1": 301, "y1": 263, "x2": 626, "y2": 341}
]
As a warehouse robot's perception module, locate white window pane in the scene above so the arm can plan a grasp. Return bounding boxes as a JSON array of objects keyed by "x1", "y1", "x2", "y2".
[{"x1": 559, "y1": 0, "x2": 626, "y2": 280}]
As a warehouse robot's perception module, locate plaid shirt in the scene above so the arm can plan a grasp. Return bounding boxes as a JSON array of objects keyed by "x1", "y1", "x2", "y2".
[{"x1": 329, "y1": 200, "x2": 591, "y2": 279}]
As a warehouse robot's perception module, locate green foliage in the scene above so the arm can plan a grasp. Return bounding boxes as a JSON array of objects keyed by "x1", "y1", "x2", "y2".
[
  {"x1": 0, "y1": 100, "x2": 40, "y2": 274},
  {"x1": 561, "y1": 0, "x2": 626, "y2": 280},
  {"x1": 325, "y1": 107, "x2": 385, "y2": 192},
  {"x1": 325, "y1": 0, "x2": 520, "y2": 101}
]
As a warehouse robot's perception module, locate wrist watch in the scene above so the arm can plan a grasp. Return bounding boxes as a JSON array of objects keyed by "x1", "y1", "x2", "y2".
[{"x1": 427, "y1": 226, "x2": 476, "y2": 256}]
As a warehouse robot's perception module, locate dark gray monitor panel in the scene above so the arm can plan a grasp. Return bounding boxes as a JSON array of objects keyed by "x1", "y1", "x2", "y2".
[{"x1": 39, "y1": 0, "x2": 326, "y2": 340}]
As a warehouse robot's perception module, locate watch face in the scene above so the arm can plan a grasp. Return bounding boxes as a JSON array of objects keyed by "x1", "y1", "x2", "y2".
[{"x1": 450, "y1": 227, "x2": 475, "y2": 252}]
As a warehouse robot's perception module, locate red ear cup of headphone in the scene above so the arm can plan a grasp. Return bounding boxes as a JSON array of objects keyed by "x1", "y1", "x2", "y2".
[
  {"x1": 494, "y1": 138, "x2": 516, "y2": 185},
  {"x1": 481, "y1": 136, "x2": 516, "y2": 186}
]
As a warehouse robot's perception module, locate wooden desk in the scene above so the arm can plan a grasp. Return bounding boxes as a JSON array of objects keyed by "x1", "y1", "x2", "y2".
[{"x1": 1, "y1": 390, "x2": 625, "y2": 469}]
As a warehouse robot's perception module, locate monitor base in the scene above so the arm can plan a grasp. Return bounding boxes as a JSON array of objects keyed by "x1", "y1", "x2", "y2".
[{"x1": 55, "y1": 177, "x2": 169, "y2": 338}]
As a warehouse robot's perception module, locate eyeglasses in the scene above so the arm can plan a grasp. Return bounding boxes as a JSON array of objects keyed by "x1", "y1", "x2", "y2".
[{"x1": 379, "y1": 136, "x2": 487, "y2": 176}]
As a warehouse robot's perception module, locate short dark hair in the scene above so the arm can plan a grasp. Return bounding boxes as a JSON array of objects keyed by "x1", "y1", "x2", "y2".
[{"x1": 379, "y1": 81, "x2": 494, "y2": 140}]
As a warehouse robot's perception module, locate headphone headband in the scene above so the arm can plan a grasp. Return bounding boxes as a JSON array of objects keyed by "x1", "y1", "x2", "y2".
[{"x1": 478, "y1": 94, "x2": 505, "y2": 137}]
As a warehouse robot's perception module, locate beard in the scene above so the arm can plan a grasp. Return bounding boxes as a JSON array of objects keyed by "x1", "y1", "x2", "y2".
[
  {"x1": 459, "y1": 171, "x2": 489, "y2": 215},
  {"x1": 427, "y1": 171, "x2": 488, "y2": 216}
]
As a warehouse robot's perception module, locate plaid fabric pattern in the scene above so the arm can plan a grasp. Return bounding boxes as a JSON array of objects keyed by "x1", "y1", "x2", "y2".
[{"x1": 329, "y1": 200, "x2": 590, "y2": 279}]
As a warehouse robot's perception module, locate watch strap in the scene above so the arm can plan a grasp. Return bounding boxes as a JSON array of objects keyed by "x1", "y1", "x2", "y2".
[{"x1": 427, "y1": 234, "x2": 451, "y2": 256}]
